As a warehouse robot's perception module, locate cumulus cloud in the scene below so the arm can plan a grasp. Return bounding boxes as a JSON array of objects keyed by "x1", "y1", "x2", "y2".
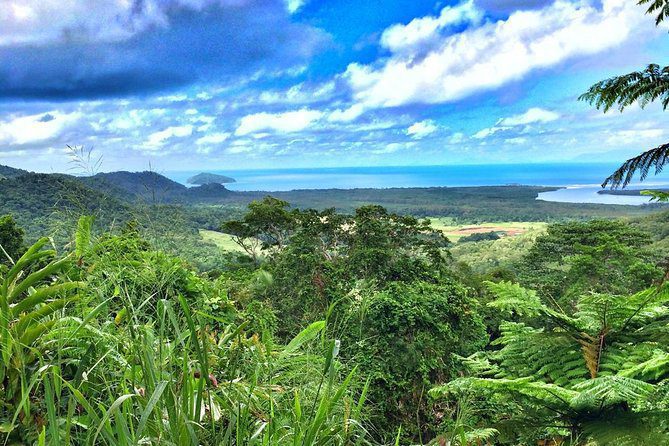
[
  {"x1": 0, "y1": 111, "x2": 82, "y2": 145},
  {"x1": 380, "y1": 0, "x2": 483, "y2": 55},
  {"x1": 236, "y1": 109, "x2": 324, "y2": 135},
  {"x1": 285, "y1": 0, "x2": 308, "y2": 14},
  {"x1": 473, "y1": 107, "x2": 559, "y2": 139},
  {"x1": 327, "y1": 104, "x2": 366, "y2": 123},
  {"x1": 144, "y1": 125, "x2": 193, "y2": 149},
  {"x1": 0, "y1": 0, "x2": 328, "y2": 99},
  {"x1": 196, "y1": 132, "x2": 231, "y2": 145},
  {"x1": 371, "y1": 142, "x2": 415, "y2": 154},
  {"x1": 607, "y1": 128, "x2": 664, "y2": 145},
  {"x1": 473, "y1": 126, "x2": 510, "y2": 139},
  {"x1": 406, "y1": 120, "x2": 439, "y2": 139},
  {"x1": 498, "y1": 108, "x2": 560, "y2": 126},
  {"x1": 258, "y1": 81, "x2": 336, "y2": 105},
  {"x1": 344, "y1": 0, "x2": 647, "y2": 110}
]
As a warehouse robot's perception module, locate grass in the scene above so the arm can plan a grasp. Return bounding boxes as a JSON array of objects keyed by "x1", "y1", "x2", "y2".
[
  {"x1": 429, "y1": 219, "x2": 547, "y2": 241},
  {"x1": 199, "y1": 229, "x2": 246, "y2": 252}
]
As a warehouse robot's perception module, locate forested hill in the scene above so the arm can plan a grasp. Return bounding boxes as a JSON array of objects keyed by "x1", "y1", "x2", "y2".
[
  {"x1": 0, "y1": 164, "x2": 28, "y2": 179},
  {"x1": 80, "y1": 171, "x2": 190, "y2": 202},
  {"x1": 0, "y1": 172, "x2": 132, "y2": 238}
]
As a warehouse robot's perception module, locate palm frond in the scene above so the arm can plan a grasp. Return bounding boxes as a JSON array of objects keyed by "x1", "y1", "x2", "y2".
[
  {"x1": 639, "y1": 0, "x2": 669, "y2": 25},
  {"x1": 580, "y1": 64, "x2": 669, "y2": 112},
  {"x1": 602, "y1": 142, "x2": 669, "y2": 188}
]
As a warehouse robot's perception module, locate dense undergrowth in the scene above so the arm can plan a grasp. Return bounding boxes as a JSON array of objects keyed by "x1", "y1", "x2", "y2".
[{"x1": 1, "y1": 198, "x2": 669, "y2": 445}]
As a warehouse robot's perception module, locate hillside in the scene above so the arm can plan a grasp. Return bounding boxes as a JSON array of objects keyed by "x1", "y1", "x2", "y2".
[
  {"x1": 80, "y1": 171, "x2": 235, "y2": 203},
  {"x1": 82, "y1": 171, "x2": 189, "y2": 202},
  {"x1": 0, "y1": 172, "x2": 131, "y2": 242},
  {"x1": 0, "y1": 164, "x2": 29, "y2": 179}
]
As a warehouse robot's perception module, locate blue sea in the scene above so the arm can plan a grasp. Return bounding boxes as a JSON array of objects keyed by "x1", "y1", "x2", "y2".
[{"x1": 165, "y1": 163, "x2": 669, "y2": 206}]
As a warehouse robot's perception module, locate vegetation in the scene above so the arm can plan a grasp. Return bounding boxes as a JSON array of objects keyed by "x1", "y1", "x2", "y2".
[
  {"x1": 0, "y1": 135, "x2": 669, "y2": 446},
  {"x1": 0, "y1": 177, "x2": 668, "y2": 444},
  {"x1": 432, "y1": 280, "x2": 669, "y2": 445},
  {"x1": 187, "y1": 172, "x2": 236, "y2": 185}
]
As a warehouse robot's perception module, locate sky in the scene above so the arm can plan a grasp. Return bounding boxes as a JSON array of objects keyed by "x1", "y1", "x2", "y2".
[{"x1": 1, "y1": 0, "x2": 668, "y2": 172}]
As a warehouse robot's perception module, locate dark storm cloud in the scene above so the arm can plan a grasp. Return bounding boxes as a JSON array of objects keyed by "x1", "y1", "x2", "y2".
[{"x1": 0, "y1": 0, "x2": 329, "y2": 100}]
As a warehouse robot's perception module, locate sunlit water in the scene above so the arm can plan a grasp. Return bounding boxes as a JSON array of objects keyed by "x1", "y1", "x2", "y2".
[{"x1": 165, "y1": 163, "x2": 669, "y2": 206}]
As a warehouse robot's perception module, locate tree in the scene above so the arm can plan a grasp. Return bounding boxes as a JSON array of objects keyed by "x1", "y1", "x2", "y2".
[
  {"x1": 220, "y1": 196, "x2": 296, "y2": 264},
  {"x1": 432, "y1": 281, "x2": 669, "y2": 445},
  {"x1": 580, "y1": 0, "x2": 669, "y2": 189},
  {"x1": 518, "y1": 220, "x2": 661, "y2": 307},
  {"x1": 344, "y1": 281, "x2": 487, "y2": 443},
  {"x1": 0, "y1": 215, "x2": 25, "y2": 265}
]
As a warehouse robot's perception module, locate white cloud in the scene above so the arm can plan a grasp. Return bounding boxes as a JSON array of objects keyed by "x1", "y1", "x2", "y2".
[
  {"x1": 473, "y1": 126, "x2": 511, "y2": 139},
  {"x1": 607, "y1": 128, "x2": 664, "y2": 145},
  {"x1": 371, "y1": 142, "x2": 415, "y2": 154},
  {"x1": 406, "y1": 120, "x2": 439, "y2": 139},
  {"x1": 196, "y1": 132, "x2": 230, "y2": 145},
  {"x1": 449, "y1": 132, "x2": 466, "y2": 144},
  {"x1": 505, "y1": 137, "x2": 528, "y2": 145},
  {"x1": 474, "y1": 107, "x2": 559, "y2": 139},
  {"x1": 327, "y1": 104, "x2": 366, "y2": 123},
  {"x1": 344, "y1": 0, "x2": 646, "y2": 110},
  {"x1": 259, "y1": 81, "x2": 335, "y2": 104},
  {"x1": 144, "y1": 125, "x2": 193, "y2": 148},
  {"x1": 285, "y1": 0, "x2": 307, "y2": 14},
  {"x1": 105, "y1": 109, "x2": 167, "y2": 132},
  {"x1": 498, "y1": 108, "x2": 560, "y2": 126},
  {"x1": 380, "y1": 0, "x2": 482, "y2": 54},
  {"x1": 0, "y1": 111, "x2": 81, "y2": 145},
  {"x1": 236, "y1": 109, "x2": 323, "y2": 135}
]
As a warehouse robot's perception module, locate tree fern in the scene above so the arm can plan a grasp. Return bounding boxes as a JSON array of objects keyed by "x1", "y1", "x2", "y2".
[{"x1": 432, "y1": 281, "x2": 669, "y2": 444}]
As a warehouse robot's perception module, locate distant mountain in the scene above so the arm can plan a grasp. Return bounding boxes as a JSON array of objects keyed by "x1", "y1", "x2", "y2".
[
  {"x1": 75, "y1": 170, "x2": 238, "y2": 204},
  {"x1": 80, "y1": 171, "x2": 191, "y2": 203},
  {"x1": 0, "y1": 172, "x2": 131, "y2": 241},
  {"x1": 187, "y1": 172, "x2": 236, "y2": 185}
]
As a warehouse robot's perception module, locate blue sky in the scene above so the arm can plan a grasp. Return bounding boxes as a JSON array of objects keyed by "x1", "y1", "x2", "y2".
[{"x1": 1, "y1": 0, "x2": 668, "y2": 172}]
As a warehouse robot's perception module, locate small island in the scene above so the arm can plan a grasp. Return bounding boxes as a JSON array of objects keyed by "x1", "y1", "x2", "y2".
[{"x1": 187, "y1": 172, "x2": 236, "y2": 185}]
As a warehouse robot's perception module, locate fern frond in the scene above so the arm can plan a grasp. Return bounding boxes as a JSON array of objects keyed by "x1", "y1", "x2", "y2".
[
  {"x1": 485, "y1": 281, "x2": 544, "y2": 317},
  {"x1": 571, "y1": 376, "x2": 654, "y2": 409},
  {"x1": 601, "y1": 142, "x2": 669, "y2": 188},
  {"x1": 579, "y1": 64, "x2": 669, "y2": 113},
  {"x1": 581, "y1": 410, "x2": 669, "y2": 446},
  {"x1": 639, "y1": 0, "x2": 669, "y2": 25}
]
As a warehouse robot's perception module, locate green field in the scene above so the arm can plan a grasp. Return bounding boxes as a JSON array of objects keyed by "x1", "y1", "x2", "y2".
[
  {"x1": 429, "y1": 218, "x2": 547, "y2": 241},
  {"x1": 199, "y1": 229, "x2": 246, "y2": 252}
]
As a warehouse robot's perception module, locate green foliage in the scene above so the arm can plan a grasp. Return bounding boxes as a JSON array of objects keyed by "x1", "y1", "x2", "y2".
[
  {"x1": 342, "y1": 281, "x2": 487, "y2": 443},
  {"x1": 518, "y1": 220, "x2": 661, "y2": 307},
  {"x1": 0, "y1": 223, "x2": 368, "y2": 445},
  {"x1": 433, "y1": 281, "x2": 669, "y2": 444},
  {"x1": 0, "y1": 214, "x2": 25, "y2": 265},
  {"x1": 458, "y1": 231, "x2": 501, "y2": 243},
  {"x1": 0, "y1": 237, "x2": 81, "y2": 438}
]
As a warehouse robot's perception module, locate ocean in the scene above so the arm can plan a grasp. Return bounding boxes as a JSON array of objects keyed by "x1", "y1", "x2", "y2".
[{"x1": 164, "y1": 163, "x2": 669, "y2": 205}]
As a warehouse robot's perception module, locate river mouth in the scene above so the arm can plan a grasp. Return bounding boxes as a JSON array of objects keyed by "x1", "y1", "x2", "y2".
[{"x1": 537, "y1": 184, "x2": 669, "y2": 205}]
